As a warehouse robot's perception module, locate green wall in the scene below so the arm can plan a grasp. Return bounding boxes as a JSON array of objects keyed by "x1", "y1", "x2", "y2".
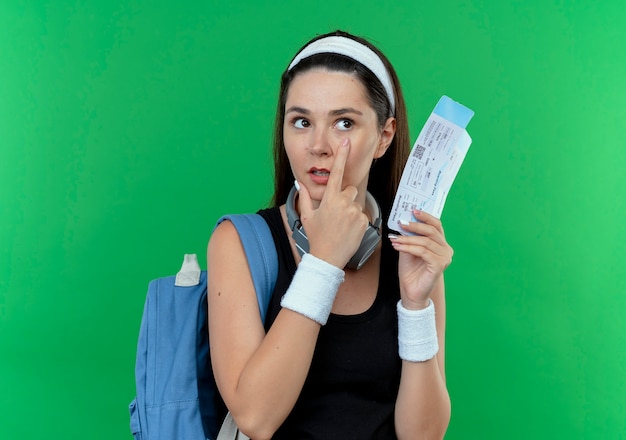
[{"x1": 1, "y1": 1, "x2": 625, "y2": 438}]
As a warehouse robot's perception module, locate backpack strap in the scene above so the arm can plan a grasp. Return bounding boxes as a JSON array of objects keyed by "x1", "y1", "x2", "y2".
[{"x1": 215, "y1": 213, "x2": 278, "y2": 324}]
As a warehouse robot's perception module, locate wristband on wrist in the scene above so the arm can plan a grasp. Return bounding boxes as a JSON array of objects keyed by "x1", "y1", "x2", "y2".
[
  {"x1": 280, "y1": 253, "x2": 345, "y2": 325},
  {"x1": 397, "y1": 299, "x2": 439, "y2": 362}
]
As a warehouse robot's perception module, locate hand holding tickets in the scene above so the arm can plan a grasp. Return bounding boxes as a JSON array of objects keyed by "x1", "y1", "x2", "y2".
[{"x1": 387, "y1": 96, "x2": 474, "y2": 234}]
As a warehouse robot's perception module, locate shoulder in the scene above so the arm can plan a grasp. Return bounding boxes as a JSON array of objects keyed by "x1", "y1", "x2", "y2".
[
  {"x1": 208, "y1": 208, "x2": 285, "y2": 267},
  {"x1": 210, "y1": 217, "x2": 239, "y2": 245},
  {"x1": 208, "y1": 219, "x2": 247, "y2": 265},
  {"x1": 207, "y1": 220, "x2": 256, "y2": 307}
]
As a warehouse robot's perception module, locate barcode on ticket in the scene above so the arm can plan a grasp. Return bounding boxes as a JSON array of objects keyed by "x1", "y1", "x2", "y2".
[{"x1": 412, "y1": 144, "x2": 425, "y2": 160}]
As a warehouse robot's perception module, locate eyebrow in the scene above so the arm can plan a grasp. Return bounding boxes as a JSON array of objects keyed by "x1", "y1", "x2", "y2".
[
  {"x1": 330, "y1": 108, "x2": 363, "y2": 117},
  {"x1": 285, "y1": 106, "x2": 364, "y2": 116}
]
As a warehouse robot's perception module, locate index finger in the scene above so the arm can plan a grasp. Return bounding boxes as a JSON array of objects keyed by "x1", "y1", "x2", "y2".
[
  {"x1": 327, "y1": 138, "x2": 350, "y2": 193},
  {"x1": 412, "y1": 209, "x2": 445, "y2": 235}
]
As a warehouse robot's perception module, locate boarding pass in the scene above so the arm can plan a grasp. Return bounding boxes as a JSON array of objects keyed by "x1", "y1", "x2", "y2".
[{"x1": 387, "y1": 95, "x2": 474, "y2": 234}]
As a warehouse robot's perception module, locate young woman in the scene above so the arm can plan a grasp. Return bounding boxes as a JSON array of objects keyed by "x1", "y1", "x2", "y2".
[{"x1": 208, "y1": 30, "x2": 453, "y2": 440}]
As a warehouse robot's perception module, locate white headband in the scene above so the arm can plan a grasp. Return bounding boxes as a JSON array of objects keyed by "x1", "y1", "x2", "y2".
[{"x1": 287, "y1": 36, "x2": 396, "y2": 116}]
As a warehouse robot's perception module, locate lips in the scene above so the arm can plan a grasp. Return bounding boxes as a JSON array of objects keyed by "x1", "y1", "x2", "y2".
[{"x1": 308, "y1": 167, "x2": 330, "y2": 184}]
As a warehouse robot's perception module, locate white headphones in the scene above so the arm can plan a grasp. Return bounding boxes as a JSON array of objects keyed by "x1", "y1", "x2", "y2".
[{"x1": 285, "y1": 185, "x2": 382, "y2": 270}]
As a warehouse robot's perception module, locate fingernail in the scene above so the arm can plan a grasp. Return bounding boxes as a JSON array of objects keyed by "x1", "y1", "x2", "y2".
[
  {"x1": 341, "y1": 138, "x2": 349, "y2": 147},
  {"x1": 399, "y1": 219, "x2": 410, "y2": 226},
  {"x1": 388, "y1": 233, "x2": 399, "y2": 240},
  {"x1": 294, "y1": 180, "x2": 300, "y2": 191}
]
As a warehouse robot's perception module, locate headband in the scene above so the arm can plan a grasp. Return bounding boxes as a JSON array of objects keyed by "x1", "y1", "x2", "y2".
[{"x1": 287, "y1": 36, "x2": 396, "y2": 116}]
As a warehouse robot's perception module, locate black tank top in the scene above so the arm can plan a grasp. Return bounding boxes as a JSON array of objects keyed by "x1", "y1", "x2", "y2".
[{"x1": 258, "y1": 207, "x2": 401, "y2": 439}]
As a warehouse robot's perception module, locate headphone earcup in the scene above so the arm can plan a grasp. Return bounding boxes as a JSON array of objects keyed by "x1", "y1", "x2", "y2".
[{"x1": 346, "y1": 224, "x2": 381, "y2": 270}]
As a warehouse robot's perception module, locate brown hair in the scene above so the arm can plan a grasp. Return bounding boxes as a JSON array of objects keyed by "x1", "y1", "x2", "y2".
[{"x1": 271, "y1": 30, "x2": 410, "y2": 229}]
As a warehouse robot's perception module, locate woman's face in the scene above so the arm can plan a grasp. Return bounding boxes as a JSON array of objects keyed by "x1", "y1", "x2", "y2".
[{"x1": 283, "y1": 68, "x2": 395, "y2": 209}]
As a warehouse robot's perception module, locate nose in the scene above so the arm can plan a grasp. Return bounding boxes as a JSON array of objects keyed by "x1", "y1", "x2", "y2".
[{"x1": 308, "y1": 127, "x2": 332, "y2": 156}]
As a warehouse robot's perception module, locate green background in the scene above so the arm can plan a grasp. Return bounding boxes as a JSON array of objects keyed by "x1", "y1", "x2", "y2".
[{"x1": 1, "y1": 1, "x2": 625, "y2": 438}]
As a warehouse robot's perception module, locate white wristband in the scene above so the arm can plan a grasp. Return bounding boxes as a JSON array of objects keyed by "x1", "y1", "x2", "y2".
[
  {"x1": 280, "y1": 253, "x2": 345, "y2": 325},
  {"x1": 397, "y1": 299, "x2": 439, "y2": 362}
]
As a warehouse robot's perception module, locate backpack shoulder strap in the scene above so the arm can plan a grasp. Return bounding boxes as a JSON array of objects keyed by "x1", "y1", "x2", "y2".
[{"x1": 215, "y1": 213, "x2": 278, "y2": 324}]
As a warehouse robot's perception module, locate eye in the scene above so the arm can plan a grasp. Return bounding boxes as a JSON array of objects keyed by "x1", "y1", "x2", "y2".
[
  {"x1": 292, "y1": 118, "x2": 310, "y2": 129},
  {"x1": 334, "y1": 119, "x2": 353, "y2": 131}
]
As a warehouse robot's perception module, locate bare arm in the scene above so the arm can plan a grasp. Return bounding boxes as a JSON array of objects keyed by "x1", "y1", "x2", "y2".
[
  {"x1": 395, "y1": 278, "x2": 450, "y2": 439},
  {"x1": 390, "y1": 211, "x2": 453, "y2": 439},
  {"x1": 208, "y1": 220, "x2": 323, "y2": 439}
]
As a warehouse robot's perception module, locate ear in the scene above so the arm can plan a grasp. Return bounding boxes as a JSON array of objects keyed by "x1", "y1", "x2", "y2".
[{"x1": 374, "y1": 117, "x2": 396, "y2": 159}]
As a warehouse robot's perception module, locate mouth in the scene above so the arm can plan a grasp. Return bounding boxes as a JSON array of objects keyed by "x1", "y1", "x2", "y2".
[
  {"x1": 308, "y1": 167, "x2": 331, "y2": 185},
  {"x1": 309, "y1": 168, "x2": 330, "y2": 177},
  {"x1": 312, "y1": 170, "x2": 330, "y2": 177}
]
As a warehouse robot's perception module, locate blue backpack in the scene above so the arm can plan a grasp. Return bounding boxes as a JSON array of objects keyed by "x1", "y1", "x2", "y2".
[{"x1": 129, "y1": 214, "x2": 278, "y2": 440}]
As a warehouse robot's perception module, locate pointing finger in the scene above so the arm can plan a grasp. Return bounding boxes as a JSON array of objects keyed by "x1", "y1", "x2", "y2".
[{"x1": 327, "y1": 138, "x2": 350, "y2": 194}]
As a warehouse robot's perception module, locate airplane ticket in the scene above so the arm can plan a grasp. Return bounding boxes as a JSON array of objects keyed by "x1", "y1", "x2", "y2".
[{"x1": 387, "y1": 96, "x2": 474, "y2": 234}]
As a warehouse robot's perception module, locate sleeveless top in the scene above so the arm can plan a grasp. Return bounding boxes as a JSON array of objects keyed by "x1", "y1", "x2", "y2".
[{"x1": 258, "y1": 207, "x2": 402, "y2": 440}]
